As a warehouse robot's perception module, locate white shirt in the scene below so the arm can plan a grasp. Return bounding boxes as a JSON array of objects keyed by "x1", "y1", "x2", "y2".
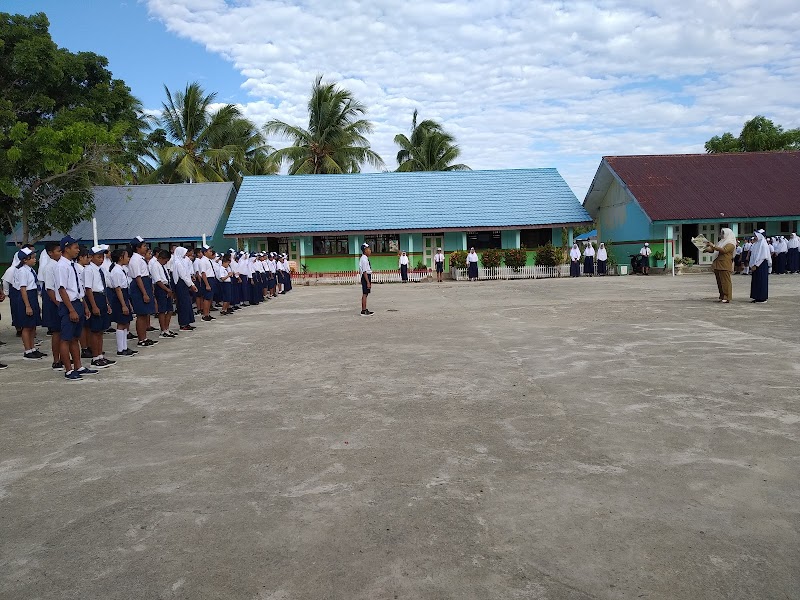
[
  {"x1": 640, "y1": 246, "x2": 652, "y2": 257},
  {"x1": 197, "y1": 255, "x2": 215, "y2": 278},
  {"x1": 108, "y1": 264, "x2": 129, "y2": 289},
  {"x1": 1, "y1": 265, "x2": 15, "y2": 294},
  {"x1": 466, "y1": 252, "x2": 479, "y2": 263},
  {"x1": 267, "y1": 259, "x2": 276, "y2": 274},
  {"x1": 55, "y1": 257, "x2": 84, "y2": 302},
  {"x1": 128, "y1": 252, "x2": 149, "y2": 278},
  {"x1": 44, "y1": 260, "x2": 59, "y2": 292},
  {"x1": 569, "y1": 247, "x2": 581, "y2": 260},
  {"x1": 584, "y1": 246, "x2": 595, "y2": 257},
  {"x1": 149, "y1": 257, "x2": 169, "y2": 285},
  {"x1": 399, "y1": 255, "x2": 409, "y2": 266},
  {"x1": 219, "y1": 265, "x2": 232, "y2": 281},
  {"x1": 433, "y1": 252, "x2": 444, "y2": 264},
  {"x1": 12, "y1": 265, "x2": 37, "y2": 291},
  {"x1": 597, "y1": 247, "x2": 608, "y2": 261},
  {"x1": 84, "y1": 263, "x2": 107, "y2": 293},
  {"x1": 359, "y1": 254, "x2": 372, "y2": 275}
]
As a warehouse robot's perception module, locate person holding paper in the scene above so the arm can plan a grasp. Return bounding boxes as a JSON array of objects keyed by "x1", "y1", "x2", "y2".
[{"x1": 703, "y1": 227, "x2": 736, "y2": 303}]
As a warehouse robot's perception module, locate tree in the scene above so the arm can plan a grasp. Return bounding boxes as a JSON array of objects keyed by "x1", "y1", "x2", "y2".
[
  {"x1": 147, "y1": 82, "x2": 277, "y2": 185},
  {"x1": 264, "y1": 75, "x2": 383, "y2": 174},
  {"x1": 705, "y1": 116, "x2": 800, "y2": 153},
  {"x1": 394, "y1": 109, "x2": 469, "y2": 172},
  {"x1": 0, "y1": 12, "x2": 144, "y2": 245}
]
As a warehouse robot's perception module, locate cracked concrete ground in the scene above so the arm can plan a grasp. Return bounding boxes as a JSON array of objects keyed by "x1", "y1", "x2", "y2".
[{"x1": 1, "y1": 274, "x2": 798, "y2": 600}]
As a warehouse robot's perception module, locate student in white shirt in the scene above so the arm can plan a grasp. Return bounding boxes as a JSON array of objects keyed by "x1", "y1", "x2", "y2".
[
  {"x1": 108, "y1": 248, "x2": 137, "y2": 357},
  {"x1": 128, "y1": 236, "x2": 158, "y2": 347},
  {"x1": 596, "y1": 243, "x2": 608, "y2": 276},
  {"x1": 433, "y1": 247, "x2": 445, "y2": 282},
  {"x1": 76, "y1": 247, "x2": 93, "y2": 360},
  {"x1": 569, "y1": 244, "x2": 581, "y2": 277},
  {"x1": 41, "y1": 241, "x2": 63, "y2": 368},
  {"x1": 399, "y1": 251, "x2": 410, "y2": 283},
  {"x1": 281, "y1": 254, "x2": 293, "y2": 294},
  {"x1": 197, "y1": 245, "x2": 216, "y2": 322},
  {"x1": 12, "y1": 248, "x2": 44, "y2": 360},
  {"x1": 583, "y1": 242, "x2": 596, "y2": 277},
  {"x1": 466, "y1": 247, "x2": 479, "y2": 281},
  {"x1": 218, "y1": 254, "x2": 234, "y2": 315},
  {"x1": 267, "y1": 252, "x2": 278, "y2": 298},
  {"x1": 639, "y1": 243, "x2": 652, "y2": 275},
  {"x1": 359, "y1": 243, "x2": 373, "y2": 316},
  {"x1": 151, "y1": 249, "x2": 176, "y2": 338},
  {"x1": 172, "y1": 247, "x2": 198, "y2": 331},
  {"x1": 84, "y1": 247, "x2": 115, "y2": 368},
  {"x1": 55, "y1": 236, "x2": 94, "y2": 379}
]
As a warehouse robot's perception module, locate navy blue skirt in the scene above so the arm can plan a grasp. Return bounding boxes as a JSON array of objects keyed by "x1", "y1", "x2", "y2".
[
  {"x1": 109, "y1": 288, "x2": 133, "y2": 324},
  {"x1": 267, "y1": 273, "x2": 276, "y2": 290},
  {"x1": 584, "y1": 256, "x2": 595, "y2": 274},
  {"x1": 88, "y1": 293, "x2": 112, "y2": 333},
  {"x1": 175, "y1": 279, "x2": 195, "y2": 326},
  {"x1": 468, "y1": 262, "x2": 479, "y2": 279},
  {"x1": 129, "y1": 276, "x2": 155, "y2": 315},
  {"x1": 154, "y1": 284, "x2": 173, "y2": 314},
  {"x1": 284, "y1": 272, "x2": 292, "y2": 292},
  {"x1": 222, "y1": 281, "x2": 232, "y2": 302},
  {"x1": 11, "y1": 287, "x2": 41, "y2": 328},
  {"x1": 750, "y1": 262, "x2": 769, "y2": 302}
]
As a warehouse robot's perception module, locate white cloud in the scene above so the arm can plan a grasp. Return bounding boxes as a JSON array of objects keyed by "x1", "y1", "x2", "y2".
[{"x1": 145, "y1": 0, "x2": 800, "y2": 198}]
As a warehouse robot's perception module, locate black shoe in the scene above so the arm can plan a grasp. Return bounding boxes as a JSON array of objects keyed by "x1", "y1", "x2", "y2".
[
  {"x1": 23, "y1": 352, "x2": 44, "y2": 360},
  {"x1": 117, "y1": 349, "x2": 138, "y2": 356},
  {"x1": 0, "y1": 339, "x2": 5, "y2": 345},
  {"x1": 210, "y1": 307, "x2": 218, "y2": 312},
  {"x1": 0, "y1": 363, "x2": 7, "y2": 370},
  {"x1": 105, "y1": 328, "x2": 116, "y2": 334},
  {"x1": 16, "y1": 329, "x2": 22, "y2": 337},
  {"x1": 81, "y1": 348, "x2": 93, "y2": 359},
  {"x1": 136, "y1": 339, "x2": 158, "y2": 347},
  {"x1": 90, "y1": 358, "x2": 114, "y2": 369},
  {"x1": 180, "y1": 325, "x2": 195, "y2": 331},
  {"x1": 146, "y1": 326, "x2": 157, "y2": 332},
  {"x1": 30, "y1": 350, "x2": 48, "y2": 359},
  {"x1": 52, "y1": 361, "x2": 64, "y2": 371},
  {"x1": 127, "y1": 332, "x2": 136, "y2": 340},
  {"x1": 64, "y1": 371, "x2": 83, "y2": 381},
  {"x1": 201, "y1": 315, "x2": 215, "y2": 322}
]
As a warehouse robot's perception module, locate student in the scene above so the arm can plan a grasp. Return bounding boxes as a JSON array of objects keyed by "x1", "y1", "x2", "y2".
[
  {"x1": 211, "y1": 253, "x2": 225, "y2": 307},
  {"x1": 433, "y1": 247, "x2": 445, "y2": 283},
  {"x1": 247, "y1": 253, "x2": 261, "y2": 305},
  {"x1": 742, "y1": 237, "x2": 753, "y2": 275},
  {"x1": 267, "y1": 252, "x2": 278, "y2": 297},
  {"x1": 399, "y1": 251, "x2": 410, "y2": 282},
  {"x1": 76, "y1": 247, "x2": 93, "y2": 360},
  {"x1": 733, "y1": 241, "x2": 743, "y2": 274},
  {"x1": 84, "y1": 247, "x2": 115, "y2": 368},
  {"x1": 172, "y1": 247, "x2": 198, "y2": 331},
  {"x1": 359, "y1": 243, "x2": 373, "y2": 316},
  {"x1": 275, "y1": 252, "x2": 284, "y2": 295},
  {"x1": 281, "y1": 254, "x2": 293, "y2": 294},
  {"x1": 596, "y1": 243, "x2": 608, "y2": 275},
  {"x1": 639, "y1": 243, "x2": 652, "y2": 275},
  {"x1": 12, "y1": 248, "x2": 46, "y2": 360},
  {"x1": 749, "y1": 231, "x2": 771, "y2": 303},
  {"x1": 41, "y1": 241, "x2": 63, "y2": 369},
  {"x1": 128, "y1": 237, "x2": 158, "y2": 347},
  {"x1": 218, "y1": 254, "x2": 234, "y2": 315},
  {"x1": 2, "y1": 243, "x2": 35, "y2": 340},
  {"x1": 776, "y1": 235, "x2": 789, "y2": 274},
  {"x1": 150, "y1": 249, "x2": 176, "y2": 338},
  {"x1": 569, "y1": 243, "x2": 581, "y2": 277},
  {"x1": 466, "y1": 247, "x2": 479, "y2": 281},
  {"x1": 108, "y1": 248, "x2": 138, "y2": 356},
  {"x1": 583, "y1": 242, "x2": 596, "y2": 277},
  {"x1": 786, "y1": 233, "x2": 799, "y2": 274},
  {"x1": 703, "y1": 227, "x2": 736, "y2": 303},
  {"x1": 0, "y1": 282, "x2": 6, "y2": 369},
  {"x1": 196, "y1": 245, "x2": 216, "y2": 322},
  {"x1": 56, "y1": 236, "x2": 96, "y2": 380}
]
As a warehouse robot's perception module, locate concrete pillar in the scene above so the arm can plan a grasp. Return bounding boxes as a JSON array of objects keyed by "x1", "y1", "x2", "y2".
[
  {"x1": 568, "y1": 227, "x2": 574, "y2": 247},
  {"x1": 461, "y1": 232, "x2": 467, "y2": 250}
]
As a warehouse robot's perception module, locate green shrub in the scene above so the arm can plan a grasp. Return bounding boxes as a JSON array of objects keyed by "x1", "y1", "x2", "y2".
[
  {"x1": 449, "y1": 250, "x2": 467, "y2": 269},
  {"x1": 535, "y1": 243, "x2": 563, "y2": 267},
  {"x1": 480, "y1": 248, "x2": 503, "y2": 268},
  {"x1": 653, "y1": 250, "x2": 666, "y2": 261},
  {"x1": 415, "y1": 260, "x2": 427, "y2": 270},
  {"x1": 503, "y1": 247, "x2": 528, "y2": 270}
]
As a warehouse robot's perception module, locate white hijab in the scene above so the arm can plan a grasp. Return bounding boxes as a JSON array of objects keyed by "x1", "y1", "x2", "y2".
[
  {"x1": 597, "y1": 243, "x2": 608, "y2": 261},
  {"x1": 584, "y1": 243, "x2": 595, "y2": 257},
  {"x1": 569, "y1": 244, "x2": 581, "y2": 260},
  {"x1": 718, "y1": 227, "x2": 736, "y2": 250},
  {"x1": 749, "y1": 232, "x2": 772, "y2": 268}
]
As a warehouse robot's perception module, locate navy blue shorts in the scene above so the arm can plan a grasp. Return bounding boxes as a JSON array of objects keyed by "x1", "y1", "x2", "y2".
[
  {"x1": 435, "y1": 262, "x2": 444, "y2": 273},
  {"x1": 154, "y1": 285, "x2": 173, "y2": 314},
  {"x1": 42, "y1": 291, "x2": 61, "y2": 331},
  {"x1": 58, "y1": 299, "x2": 85, "y2": 341},
  {"x1": 88, "y1": 293, "x2": 112, "y2": 333},
  {"x1": 202, "y1": 278, "x2": 215, "y2": 300},
  {"x1": 129, "y1": 276, "x2": 155, "y2": 315},
  {"x1": 361, "y1": 273, "x2": 371, "y2": 295},
  {"x1": 222, "y1": 281, "x2": 232, "y2": 302}
]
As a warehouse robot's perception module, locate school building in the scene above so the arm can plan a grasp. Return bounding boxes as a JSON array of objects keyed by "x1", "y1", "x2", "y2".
[
  {"x1": 4, "y1": 182, "x2": 236, "y2": 257},
  {"x1": 584, "y1": 152, "x2": 800, "y2": 268},
  {"x1": 223, "y1": 169, "x2": 592, "y2": 271}
]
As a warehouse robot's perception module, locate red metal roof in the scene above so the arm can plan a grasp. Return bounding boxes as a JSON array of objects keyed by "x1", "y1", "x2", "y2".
[{"x1": 605, "y1": 152, "x2": 800, "y2": 221}]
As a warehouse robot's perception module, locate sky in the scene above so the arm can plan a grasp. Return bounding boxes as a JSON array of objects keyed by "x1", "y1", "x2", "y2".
[{"x1": 3, "y1": 0, "x2": 800, "y2": 199}]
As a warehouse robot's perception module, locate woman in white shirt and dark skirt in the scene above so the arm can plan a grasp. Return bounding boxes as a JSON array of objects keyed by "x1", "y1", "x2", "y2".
[
  {"x1": 596, "y1": 243, "x2": 608, "y2": 275},
  {"x1": 583, "y1": 242, "x2": 595, "y2": 276},
  {"x1": 569, "y1": 244, "x2": 581, "y2": 277},
  {"x1": 398, "y1": 251, "x2": 409, "y2": 282},
  {"x1": 466, "y1": 248, "x2": 479, "y2": 281},
  {"x1": 12, "y1": 248, "x2": 45, "y2": 360}
]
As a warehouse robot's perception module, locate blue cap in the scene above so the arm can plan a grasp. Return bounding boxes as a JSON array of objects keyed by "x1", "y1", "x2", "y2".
[
  {"x1": 130, "y1": 236, "x2": 145, "y2": 247},
  {"x1": 17, "y1": 248, "x2": 34, "y2": 261},
  {"x1": 60, "y1": 235, "x2": 78, "y2": 250}
]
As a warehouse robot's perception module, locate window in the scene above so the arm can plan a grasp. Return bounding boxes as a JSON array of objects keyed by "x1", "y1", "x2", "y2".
[
  {"x1": 779, "y1": 221, "x2": 791, "y2": 233},
  {"x1": 364, "y1": 234, "x2": 400, "y2": 254},
  {"x1": 466, "y1": 230, "x2": 501, "y2": 250},
  {"x1": 756, "y1": 221, "x2": 766, "y2": 232},
  {"x1": 312, "y1": 236, "x2": 349, "y2": 255},
  {"x1": 520, "y1": 228, "x2": 552, "y2": 248},
  {"x1": 740, "y1": 222, "x2": 755, "y2": 235}
]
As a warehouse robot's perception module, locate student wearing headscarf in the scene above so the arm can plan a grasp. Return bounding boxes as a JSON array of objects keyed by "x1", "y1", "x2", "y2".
[
  {"x1": 398, "y1": 251, "x2": 410, "y2": 282},
  {"x1": 787, "y1": 233, "x2": 800, "y2": 274},
  {"x1": 569, "y1": 243, "x2": 581, "y2": 277},
  {"x1": 749, "y1": 231, "x2": 771, "y2": 303},
  {"x1": 775, "y1": 235, "x2": 789, "y2": 274},
  {"x1": 466, "y1": 248, "x2": 479, "y2": 281},
  {"x1": 596, "y1": 243, "x2": 608, "y2": 275},
  {"x1": 703, "y1": 227, "x2": 736, "y2": 303},
  {"x1": 583, "y1": 242, "x2": 595, "y2": 277}
]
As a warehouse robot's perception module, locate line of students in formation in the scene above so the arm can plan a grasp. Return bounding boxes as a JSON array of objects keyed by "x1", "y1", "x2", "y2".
[
  {"x1": 0, "y1": 236, "x2": 294, "y2": 375},
  {"x1": 569, "y1": 242, "x2": 610, "y2": 277},
  {"x1": 734, "y1": 233, "x2": 800, "y2": 276}
]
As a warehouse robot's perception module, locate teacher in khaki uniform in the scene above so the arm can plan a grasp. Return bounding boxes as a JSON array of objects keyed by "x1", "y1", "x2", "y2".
[{"x1": 703, "y1": 228, "x2": 736, "y2": 303}]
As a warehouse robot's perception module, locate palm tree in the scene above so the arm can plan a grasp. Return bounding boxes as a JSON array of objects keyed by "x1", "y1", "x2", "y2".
[
  {"x1": 148, "y1": 82, "x2": 277, "y2": 184},
  {"x1": 264, "y1": 75, "x2": 383, "y2": 174},
  {"x1": 395, "y1": 110, "x2": 470, "y2": 172}
]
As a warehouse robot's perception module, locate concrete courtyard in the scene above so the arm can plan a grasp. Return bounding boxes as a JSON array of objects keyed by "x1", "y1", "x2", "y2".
[{"x1": 1, "y1": 274, "x2": 798, "y2": 600}]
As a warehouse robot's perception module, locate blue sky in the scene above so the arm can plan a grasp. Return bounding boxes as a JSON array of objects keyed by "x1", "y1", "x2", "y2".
[{"x1": 4, "y1": 0, "x2": 800, "y2": 198}]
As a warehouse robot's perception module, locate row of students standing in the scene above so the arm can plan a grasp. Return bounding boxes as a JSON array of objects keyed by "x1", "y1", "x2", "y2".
[
  {"x1": 0, "y1": 237, "x2": 295, "y2": 374},
  {"x1": 569, "y1": 242, "x2": 609, "y2": 277}
]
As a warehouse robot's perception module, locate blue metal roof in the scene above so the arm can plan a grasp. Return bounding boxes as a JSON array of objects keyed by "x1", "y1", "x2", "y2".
[
  {"x1": 225, "y1": 169, "x2": 590, "y2": 236},
  {"x1": 575, "y1": 229, "x2": 597, "y2": 241}
]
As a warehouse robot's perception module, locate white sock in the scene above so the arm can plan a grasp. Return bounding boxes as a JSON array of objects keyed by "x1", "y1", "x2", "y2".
[{"x1": 116, "y1": 330, "x2": 125, "y2": 352}]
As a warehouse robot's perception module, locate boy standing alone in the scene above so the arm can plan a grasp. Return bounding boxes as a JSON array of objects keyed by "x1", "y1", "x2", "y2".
[{"x1": 359, "y1": 243, "x2": 373, "y2": 316}]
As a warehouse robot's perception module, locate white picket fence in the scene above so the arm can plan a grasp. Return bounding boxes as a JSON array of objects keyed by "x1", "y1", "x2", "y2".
[
  {"x1": 451, "y1": 265, "x2": 573, "y2": 280},
  {"x1": 298, "y1": 270, "x2": 431, "y2": 285}
]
